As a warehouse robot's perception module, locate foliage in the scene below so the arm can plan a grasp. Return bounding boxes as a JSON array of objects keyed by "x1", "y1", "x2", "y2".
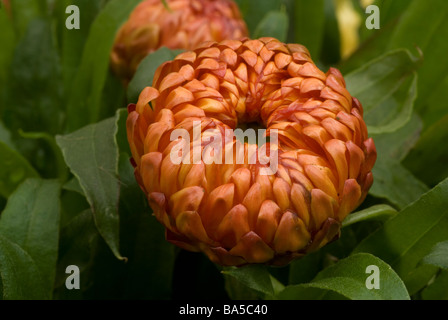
[{"x1": 0, "y1": 0, "x2": 447, "y2": 300}]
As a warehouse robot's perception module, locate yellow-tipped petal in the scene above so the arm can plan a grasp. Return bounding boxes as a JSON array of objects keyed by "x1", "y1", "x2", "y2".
[
  {"x1": 273, "y1": 177, "x2": 291, "y2": 212},
  {"x1": 229, "y1": 232, "x2": 275, "y2": 263},
  {"x1": 291, "y1": 183, "x2": 310, "y2": 227},
  {"x1": 169, "y1": 186, "x2": 205, "y2": 219},
  {"x1": 273, "y1": 211, "x2": 310, "y2": 253},
  {"x1": 324, "y1": 139, "x2": 348, "y2": 192},
  {"x1": 255, "y1": 200, "x2": 282, "y2": 244},
  {"x1": 176, "y1": 211, "x2": 215, "y2": 245},
  {"x1": 216, "y1": 204, "x2": 250, "y2": 248},
  {"x1": 310, "y1": 188, "x2": 336, "y2": 230},
  {"x1": 139, "y1": 152, "x2": 162, "y2": 192},
  {"x1": 338, "y1": 179, "x2": 362, "y2": 221},
  {"x1": 202, "y1": 183, "x2": 235, "y2": 234}
]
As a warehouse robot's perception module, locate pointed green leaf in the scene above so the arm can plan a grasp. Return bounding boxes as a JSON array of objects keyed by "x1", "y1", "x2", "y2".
[
  {"x1": 278, "y1": 253, "x2": 409, "y2": 300},
  {"x1": 421, "y1": 270, "x2": 448, "y2": 300},
  {"x1": 0, "y1": 235, "x2": 48, "y2": 300},
  {"x1": 2, "y1": 18, "x2": 63, "y2": 135},
  {"x1": 127, "y1": 47, "x2": 184, "y2": 103},
  {"x1": 222, "y1": 265, "x2": 275, "y2": 297},
  {"x1": 0, "y1": 178, "x2": 60, "y2": 298},
  {"x1": 342, "y1": 204, "x2": 397, "y2": 228},
  {"x1": 403, "y1": 114, "x2": 448, "y2": 187},
  {"x1": 421, "y1": 241, "x2": 448, "y2": 270},
  {"x1": 0, "y1": 141, "x2": 39, "y2": 198},
  {"x1": 292, "y1": 0, "x2": 325, "y2": 58},
  {"x1": 345, "y1": 50, "x2": 418, "y2": 133},
  {"x1": 368, "y1": 113, "x2": 428, "y2": 209},
  {"x1": 253, "y1": 11, "x2": 289, "y2": 43},
  {"x1": 56, "y1": 116, "x2": 123, "y2": 260},
  {"x1": 354, "y1": 177, "x2": 448, "y2": 293},
  {"x1": 65, "y1": 0, "x2": 141, "y2": 132}
]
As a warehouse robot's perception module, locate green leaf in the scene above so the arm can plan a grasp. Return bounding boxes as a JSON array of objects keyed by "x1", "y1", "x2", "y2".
[
  {"x1": 370, "y1": 161, "x2": 428, "y2": 210},
  {"x1": 65, "y1": 0, "x2": 141, "y2": 132},
  {"x1": 354, "y1": 177, "x2": 448, "y2": 293},
  {"x1": 419, "y1": 74, "x2": 448, "y2": 129},
  {"x1": 292, "y1": 0, "x2": 324, "y2": 58},
  {"x1": 127, "y1": 47, "x2": 184, "y2": 103},
  {"x1": 0, "y1": 178, "x2": 60, "y2": 298},
  {"x1": 370, "y1": 112, "x2": 423, "y2": 162},
  {"x1": 234, "y1": 0, "x2": 285, "y2": 35},
  {"x1": 222, "y1": 265, "x2": 275, "y2": 297},
  {"x1": 0, "y1": 235, "x2": 48, "y2": 300},
  {"x1": 0, "y1": 141, "x2": 39, "y2": 198},
  {"x1": 2, "y1": 18, "x2": 63, "y2": 135},
  {"x1": 421, "y1": 270, "x2": 448, "y2": 300},
  {"x1": 320, "y1": 0, "x2": 340, "y2": 65},
  {"x1": 18, "y1": 130, "x2": 68, "y2": 181},
  {"x1": 9, "y1": 0, "x2": 45, "y2": 37},
  {"x1": 345, "y1": 50, "x2": 418, "y2": 133},
  {"x1": 386, "y1": 0, "x2": 448, "y2": 116},
  {"x1": 253, "y1": 11, "x2": 289, "y2": 43},
  {"x1": 53, "y1": 209, "x2": 99, "y2": 299},
  {"x1": 368, "y1": 113, "x2": 428, "y2": 209},
  {"x1": 421, "y1": 241, "x2": 448, "y2": 270},
  {"x1": 403, "y1": 114, "x2": 448, "y2": 187},
  {"x1": 117, "y1": 151, "x2": 176, "y2": 299},
  {"x1": 342, "y1": 204, "x2": 397, "y2": 228},
  {"x1": 0, "y1": 121, "x2": 15, "y2": 150},
  {"x1": 56, "y1": 115, "x2": 123, "y2": 260},
  {"x1": 62, "y1": 177, "x2": 85, "y2": 196},
  {"x1": 278, "y1": 253, "x2": 409, "y2": 300},
  {"x1": 0, "y1": 7, "x2": 15, "y2": 87},
  {"x1": 114, "y1": 108, "x2": 176, "y2": 299},
  {"x1": 58, "y1": 0, "x2": 102, "y2": 89}
]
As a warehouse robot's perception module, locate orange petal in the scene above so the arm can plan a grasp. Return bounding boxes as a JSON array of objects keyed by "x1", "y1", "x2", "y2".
[
  {"x1": 229, "y1": 231, "x2": 275, "y2": 263},
  {"x1": 298, "y1": 62, "x2": 326, "y2": 81},
  {"x1": 159, "y1": 156, "x2": 181, "y2": 197},
  {"x1": 176, "y1": 211, "x2": 215, "y2": 245},
  {"x1": 216, "y1": 204, "x2": 250, "y2": 248},
  {"x1": 304, "y1": 165, "x2": 338, "y2": 201},
  {"x1": 255, "y1": 200, "x2": 282, "y2": 244},
  {"x1": 242, "y1": 182, "x2": 264, "y2": 229},
  {"x1": 169, "y1": 186, "x2": 205, "y2": 220},
  {"x1": 338, "y1": 179, "x2": 362, "y2": 221},
  {"x1": 139, "y1": 152, "x2": 162, "y2": 192},
  {"x1": 310, "y1": 188, "x2": 336, "y2": 230},
  {"x1": 230, "y1": 168, "x2": 251, "y2": 203},
  {"x1": 182, "y1": 163, "x2": 206, "y2": 188},
  {"x1": 291, "y1": 183, "x2": 310, "y2": 227},
  {"x1": 202, "y1": 183, "x2": 235, "y2": 234},
  {"x1": 321, "y1": 118, "x2": 352, "y2": 141},
  {"x1": 273, "y1": 211, "x2": 310, "y2": 253},
  {"x1": 136, "y1": 87, "x2": 159, "y2": 113},
  {"x1": 273, "y1": 177, "x2": 291, "y2": 212},
  {"x1": 346, "y1": 140, "x2": 365, "y2": 179},
  {"x1": 165, "y1": 86, "x2": 195, "y2": 109},
  {"x1": 324, "y1": 139, "x2": 348, "y2": 192}
]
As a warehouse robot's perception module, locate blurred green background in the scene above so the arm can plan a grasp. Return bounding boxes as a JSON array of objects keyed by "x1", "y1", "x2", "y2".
[{"x1": 0, "y1": 0, "x2": 448, "y2": 300}]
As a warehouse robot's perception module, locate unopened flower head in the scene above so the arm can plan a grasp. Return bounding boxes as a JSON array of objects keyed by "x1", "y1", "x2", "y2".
[
  {"x1": 127, "y1": 38, "x2": 377, "y2": 266},
  {"x1": 111, "y1": 0, "x2": 248, "y2": 84}
]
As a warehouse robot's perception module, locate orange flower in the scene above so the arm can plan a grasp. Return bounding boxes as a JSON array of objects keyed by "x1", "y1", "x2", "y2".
[
  {"x1": 127, "y1": 38, "x2": 376, "y2": 266},
  {"x1": 111, "y1": 0, "x2": 248, "y2": 83},
  {"x1": 2, "y1": 0, "x2": 11, "y2": 16}
]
